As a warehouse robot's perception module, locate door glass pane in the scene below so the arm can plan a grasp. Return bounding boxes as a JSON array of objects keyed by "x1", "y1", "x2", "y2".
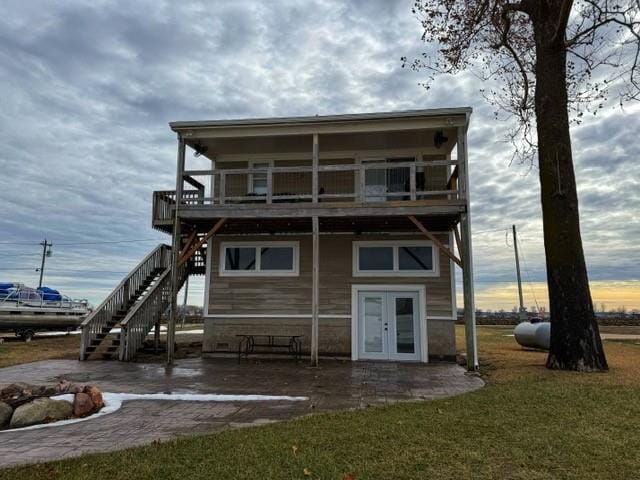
[
  {"x1": 260, "y1": 247, "x2": 293, "y2": 271},
  {"x1": 395, "y1": 297, "x2": 415, "y2": 354},
  {"x1": 225, "y1": 247, "x2": 256, "y2": 271},
  {"x1": 358, "y1": 247, "x2": 393, "y2": 271},
  {"x1": 398, "y1": 246, "x2": 433, "y2": 271},
  {"x1": 364, "y1": 296, "x2": 384, "y2": 353}
]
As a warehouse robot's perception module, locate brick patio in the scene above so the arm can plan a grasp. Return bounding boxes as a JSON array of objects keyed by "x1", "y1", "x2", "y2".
[{"x1": 0, "y1": 358, "x2": 483, "y2": 468}]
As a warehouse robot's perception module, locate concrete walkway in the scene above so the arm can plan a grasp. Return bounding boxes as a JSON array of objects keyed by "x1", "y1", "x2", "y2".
[{"x1": 0, "y1": 358, "x2": 483, "y2": 468}]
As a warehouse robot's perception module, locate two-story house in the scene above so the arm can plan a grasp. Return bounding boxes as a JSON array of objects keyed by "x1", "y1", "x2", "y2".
[{"x1": 80, "y1": 108, "x2": 478, "y2": 370}]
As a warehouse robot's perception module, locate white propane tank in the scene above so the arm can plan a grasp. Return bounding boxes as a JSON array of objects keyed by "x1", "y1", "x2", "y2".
[{"x1": 514, "y1": 321, "x2": 551, "y2": 350}]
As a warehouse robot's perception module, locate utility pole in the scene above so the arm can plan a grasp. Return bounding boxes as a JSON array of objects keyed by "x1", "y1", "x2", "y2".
[
  {"x1": 38, "y1": 239, "x2": 52, "y2": 288},
  {"x1": 512, "y1": 225, "x2": 526, "y2": 321}
]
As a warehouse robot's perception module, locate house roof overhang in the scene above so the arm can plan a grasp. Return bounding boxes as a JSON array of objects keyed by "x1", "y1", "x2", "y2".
[
  {"x1": 169, "y1": 108, "x2": 472, "y2": 159},
  {"x1": 170, "y1": 107, "x2": 471, "y2": 137}
]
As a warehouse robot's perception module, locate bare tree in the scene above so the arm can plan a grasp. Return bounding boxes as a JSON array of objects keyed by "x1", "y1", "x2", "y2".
[{"x1": 404, "y1": 0, "x2": 640, "y2": 371}]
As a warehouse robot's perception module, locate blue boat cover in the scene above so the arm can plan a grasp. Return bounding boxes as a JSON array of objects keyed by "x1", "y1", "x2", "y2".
[
  {"x1": 37, "y1": 286, "x2": 62, "y2": 301},
  {"x1": 0, "y1": 283, "x2": 15, "y2": 297}
]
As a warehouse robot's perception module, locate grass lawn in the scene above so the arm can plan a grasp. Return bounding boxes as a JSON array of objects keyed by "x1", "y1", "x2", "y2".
[
  {"x1": 2, "y1": 327, "x2": 640, "y2": 479},
  {"x1": 0, "y1": 335, "x2": 79, "y2": 368}
]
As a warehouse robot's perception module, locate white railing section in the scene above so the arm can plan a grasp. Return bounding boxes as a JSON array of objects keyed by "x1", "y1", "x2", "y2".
[{"x1": 79, "y1": 244, "x2": 171, "y2": 360}]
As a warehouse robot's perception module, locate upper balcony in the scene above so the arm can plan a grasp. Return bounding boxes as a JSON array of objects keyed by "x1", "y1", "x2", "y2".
[{"x1": 153, "y1": 108, "x2": 471, "y2": 234}]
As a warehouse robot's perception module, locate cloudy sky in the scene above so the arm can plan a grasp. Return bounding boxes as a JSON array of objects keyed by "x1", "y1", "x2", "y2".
[{"x1": 0, "y1": 0, "x2": 638, "y2": 312}]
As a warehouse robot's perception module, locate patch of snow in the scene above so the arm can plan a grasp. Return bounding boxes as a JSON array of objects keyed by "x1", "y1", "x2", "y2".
[
  {"x1": 51, "y1": 394, "x2": 74, "y2": 403},
  {"x1": 1, "y1": 392, "x2": 308, "y2": 433}
]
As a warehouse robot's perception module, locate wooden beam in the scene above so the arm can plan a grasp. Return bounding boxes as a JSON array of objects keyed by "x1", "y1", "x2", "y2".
[
  {"x1": 311, "y1": 216, "x2": 319, "y2": 366},
  {"x1": 178, "y1": 218, "x2": 227, "y2": 266},
  {"x1": 178, "y1": 229, "x2": 198, "y2": 259},
  {"x1": 407, "y1": 215, "x2": 462, "y2": 268},
  {"x1": 183, "y1": 175, "x2": 205, "y2": 190}
]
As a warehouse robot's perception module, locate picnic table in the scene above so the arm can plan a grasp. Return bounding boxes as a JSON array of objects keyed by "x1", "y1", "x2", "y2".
[{"x1": 236, "y1": 334, "x2": 303, "y2": 362}]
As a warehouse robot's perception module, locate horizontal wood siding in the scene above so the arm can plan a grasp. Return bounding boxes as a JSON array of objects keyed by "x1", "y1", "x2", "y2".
[{"x1": 209, "y1": 233, "x2": 453, "y2": 318}]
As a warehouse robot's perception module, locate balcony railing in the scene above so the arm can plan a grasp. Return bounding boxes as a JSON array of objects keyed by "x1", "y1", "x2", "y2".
[{"x1": 153, "y1": 160, "x2": 461, "y2": 225}]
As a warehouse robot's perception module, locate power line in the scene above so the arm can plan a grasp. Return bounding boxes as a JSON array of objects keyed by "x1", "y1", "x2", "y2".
[
  {"x1": 54, "y1": 239, "x2": 160, "y2": 246},
  {"x1": 0, "y1": 238, "x2": 161, "y2": 246},
  {"x1": 473, "y1": 228, "x2": 510, "y2": 234},
  {"x1": 0, "y1": 267, "x2": 129, "y2": 274}
]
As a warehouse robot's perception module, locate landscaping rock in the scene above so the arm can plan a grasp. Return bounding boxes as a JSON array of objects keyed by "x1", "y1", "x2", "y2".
[
  {"x1": 9, "y1": 398, "x2": 73, "y2": 428},
  {"x1": 56, "y1": 380, "x2": 84, "y2": 394},
  {"x1": 73, "y1": 393, "x2": 95, "y2": 417},
  {"x1": 0, "y1": 383, "x2": 57, "y2": 409},
  {"x1": 83, "y1": 385, "x2": 104, "y2": 410},
  {"x1": 0, "y1": 401, "x2": 12, "y2": 427}
]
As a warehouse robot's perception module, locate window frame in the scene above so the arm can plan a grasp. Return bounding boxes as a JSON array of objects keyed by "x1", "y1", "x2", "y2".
[
  {"x1": 247, "y1": 159, "x2": 274, "y2": 195},
  {"x1": 352, "y1": 240, "x2": 440, "y2": 277},
  {"x1": 219, "y1": 241, "x2": 299, "y2": 277}
]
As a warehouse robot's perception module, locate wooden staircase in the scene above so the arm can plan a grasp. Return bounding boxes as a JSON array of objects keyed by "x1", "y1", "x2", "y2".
[
  {"x1": 82, "y1": 267, "x2": 165, "y2": 359},
  {"x1": 80, "y1": 240, "x2": 207, "y2": 361}
]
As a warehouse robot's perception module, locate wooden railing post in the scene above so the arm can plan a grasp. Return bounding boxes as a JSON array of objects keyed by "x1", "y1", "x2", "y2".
[
  {"x1": 266, "y1": 168, "x2": 273, "y2": 204},
  {"x1": 219, "y1": 173, "x2": 226, "y2": 205},
  {"x1": 359, "y1": 163, "x2": 366, "y2": 203},
  {"x1": 410, "y1": 164, "x2": 417, "y2": 200}
]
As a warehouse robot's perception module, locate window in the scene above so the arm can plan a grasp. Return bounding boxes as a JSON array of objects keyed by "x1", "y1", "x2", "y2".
[
  {"x1": 353, "y1": 241, "x2": 439, "y2": 276},
  {"x1": 248, "y1": 160, "x2": 272, "y2": 195},
  {"x1": 220, "y1": 242, "x2": 299, "y2": 276},
  {"x1": 358, "y1": 247, "x2": 394, "y2": 271}
]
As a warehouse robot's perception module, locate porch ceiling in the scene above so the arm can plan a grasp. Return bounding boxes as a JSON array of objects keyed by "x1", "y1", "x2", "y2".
[
  {"x1": 173, "y1": 214, "x2": 459, "y2": 236},
  {"x1": 183, "y1": 127, "x2": 459, "y2": 160}
]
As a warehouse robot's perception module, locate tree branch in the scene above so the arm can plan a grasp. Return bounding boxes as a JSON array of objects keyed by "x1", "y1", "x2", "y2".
[
  {"x1": 551, "y1": 0, "x2": 575, "y2": 46},
  {"x1": 491, "y1": 3, "x2": 531, "y2": 110}
]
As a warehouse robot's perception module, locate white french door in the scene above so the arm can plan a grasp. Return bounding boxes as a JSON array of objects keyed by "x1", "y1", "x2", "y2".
[{"x1": 357, "y1": 290, "x2": 422, "y2": 361}]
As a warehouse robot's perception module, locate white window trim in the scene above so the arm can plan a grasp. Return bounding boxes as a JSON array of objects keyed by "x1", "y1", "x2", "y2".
[
  {"x1": 219, "y1": 241, "x2": 299, "y2": 277},
  {"x1": 352, "y1": 240, "x2": 440, "y2": 277},
  {"x1": 247, "y1": 159, "x2": 274, "y2": 195}
]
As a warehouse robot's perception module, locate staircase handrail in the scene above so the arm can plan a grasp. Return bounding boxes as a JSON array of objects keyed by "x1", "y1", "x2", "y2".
[
  {"x1": 119, "y1": 264, "x2": 187, "y2": 361},
  {"x1": 79, "y1": 243, "x2": 171, "y2": 360}
]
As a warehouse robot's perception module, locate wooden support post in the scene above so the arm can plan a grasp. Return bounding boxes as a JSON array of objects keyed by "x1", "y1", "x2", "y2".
[
  {"x1": 407, "y1": 215, "x2": 462, "y2": 268},
  {"x1": 457, "y1": 124, "x2": 478, "y2": 371},
  {"x1": 312, "y1": 134, "x2": 319, "y2": 203},
  {"x1": 168, "y1": 135, "x2": 186, "y2": 366},
  {"x1": 311, "y1": 216, "x2": 319, "y2": 366},
  {"x1": 154, "y1": 321, "x2": 160, "y2": 354}
]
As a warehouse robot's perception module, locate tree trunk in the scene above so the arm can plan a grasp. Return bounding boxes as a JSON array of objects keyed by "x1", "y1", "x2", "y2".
[{"x1": 532, "y1": 4, "x2": 608, "y2": 371}]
